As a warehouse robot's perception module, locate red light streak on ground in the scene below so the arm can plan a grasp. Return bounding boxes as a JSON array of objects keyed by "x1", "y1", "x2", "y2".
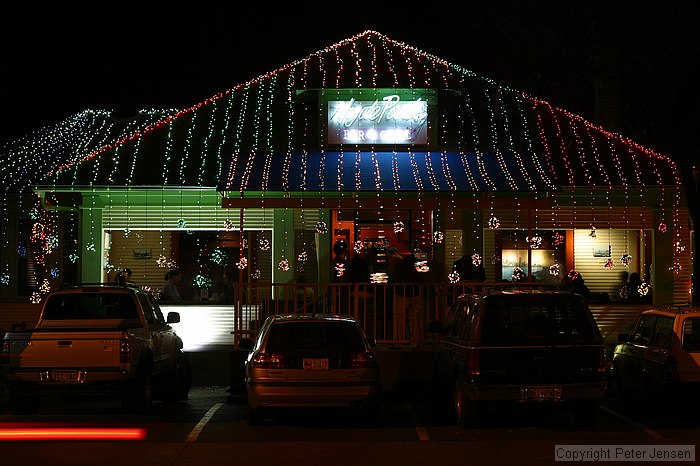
[{"x1": 0, "y1": 427, "x2": 147, "y2": 441}]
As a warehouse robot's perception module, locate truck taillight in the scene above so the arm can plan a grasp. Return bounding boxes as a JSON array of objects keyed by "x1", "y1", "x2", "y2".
[
  {"x1": 467, "y1": 349, "x2": 480, "y2": 376},
  {"x1": 250, "y1": 352, "x2": 284, "y2": 368},
  {"x1": 119, "y1": 338, "x2": 131, "y2": 364}
]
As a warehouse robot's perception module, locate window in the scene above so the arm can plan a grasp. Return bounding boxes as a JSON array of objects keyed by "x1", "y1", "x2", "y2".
[
  {"x1": 682, "y1": 318, "x2": 700, "y2": 352},
  {"x1": 632, "y1": 315, "x2": 655, "y2": 345},
  {"x1": 649, "y1": 315, "x2": 674, "y2": 348}
]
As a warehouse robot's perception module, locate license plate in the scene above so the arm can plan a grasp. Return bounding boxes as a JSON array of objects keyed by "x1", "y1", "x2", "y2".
[
  {"x1": 303, "y1": 358, "x2": 329, "y2": 370},
  {"x1": 51, "y1": 370, "x2": 79, "y2": 382},
  {"x1": 521, "y1": 385, "x2": 561, "y2": 400}
]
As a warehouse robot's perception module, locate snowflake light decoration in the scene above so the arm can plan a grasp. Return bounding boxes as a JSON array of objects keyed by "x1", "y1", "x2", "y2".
[
  {"x1": 315, "y1": 221, "x2": 328, "y2": 234},
  {"x1": 278, "y1": 259, "x2": 290, "y2": 271},
  {"x1": 354, "y1": 240, "x2": 363, "y2": 254},
  {"x1": 17, "y1": 245, "x2": 26, "y2": 256},
  {"x1": 527, "y1": 235, "x2": 542, "y2": 249},
  {"x1": 568, "y1": 269, "x2": 580, "y2": 280},
  {"x1": 177, "y1": 218, "x2": 187, "y2": 229},
  {"x1": 1, "y1": 273, "x2": 9, "y2": 285},
  {"x1": 156, "y1": 255, "x2": 169, "y2": 267},
  {"x1": 604, "y1": 258, "x2": 615, "y2": 269},
  {"x1": 639, "y1": 282, "x2": 651, "y2": 296},
  {"x1": 50, "y1": 267, "x2": 60, "y2": 278},
  {"x1": 657, "y1": 223, "x2": 667, "y2": 233},
  {"x1": 618, "y1": 286, "x2": 630, "y2": 300},
  {"x1": 620, "y1": 254, "x2": 632, "y2": 266},
  {"x1": 123, "y1": 227, "x2": 130, "y2": 237},
  {"x1": 242, "y1": 238, "x2": 248, "y2": 249},
  {"x1": 553, "y1": 232, "x2": 565, "y2": 246},
  {"x1": 259, "y1": 238, "x2": 271, "y2": 251},
  {"x1": 433, "y1": 231, "x2": 444, "y2": 244},
  {"x1": 237, "y1": 257, "x2": 248, "y2": 270},
  {"x1": 669, "y1": 261, "x2": 682, "y2": 274},
  {"x1": 448, "y1": 271, "x2": 460, "y2": 283},
  {"x1": 675, "y1": 241, "x2": 686, "y2": 253},
  {"x1": 223, "y1": 219, "x2": 234, "y2": 230},
  {"x1": 511, "y1": 267, "x2": 527, "y2": 282},
  {"x1": 393, "y1": 221, "x2": 405, "y2": 233},
  {"x1": 297, "y1": 251, "x2": 308, "y2": 263},
  {"x1": 471, "y1": 254, "x2": 482, "y2": 266},
  {"x1": 334, "y1": 262, "x2": 346, "y2": 278},
  {"x1": 69, "y1": 254, "x2": 79, "y2": 263},
  {"x1": 211, "y1": 248, "x2": 227, "y2": 265},
  {"x1": 488, "y1": 216, "x2": 500, "y2": 229},
  {"x1": 40, "y1": 279, "x2": 51, "y2": 294},
  {"x1": 194, "y1": 274, "x2": 212, "y2": 288},
  {"x1": 549, "y1": 264, "x2": 561, "y2": 277},
  {"x1": 251, "y1": 268, "x2": 261, "y2": 280},
  {"x1": 30, "y1": 292, "x2": 42, "y2": 304},
  {"x1": 86, "y1": 242, "x2": 96, "y2": 252}
]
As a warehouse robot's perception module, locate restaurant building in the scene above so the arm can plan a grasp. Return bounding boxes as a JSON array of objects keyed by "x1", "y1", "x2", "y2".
[{"x1": 0, "y1": 31, "x2": 691, "y2": 347}]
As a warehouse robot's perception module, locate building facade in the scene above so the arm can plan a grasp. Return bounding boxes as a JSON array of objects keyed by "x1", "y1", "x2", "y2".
[{"x1": 0, "y1": 31, "x2": 692, "y2": 340}]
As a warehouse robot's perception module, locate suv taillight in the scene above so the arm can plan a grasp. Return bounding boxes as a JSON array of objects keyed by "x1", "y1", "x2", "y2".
[
  {"x1": 349, "y1": 351, "x2": 378, "y2": 368},
  {"x1": 466, "y1": 349, "x2": 480, "y2": 376},
  {"x1": 251, "y1": 352, "x2": 285, "y2": 368},
  {"x1": 665, "y1": 355, "x2": 680, "y2": 382},
  {"x1": 596, "y1": 346, "x2": 607, "y2": 375},
  {"x1": 119, "y1": 338, "x2": 131, "y2": 364}
]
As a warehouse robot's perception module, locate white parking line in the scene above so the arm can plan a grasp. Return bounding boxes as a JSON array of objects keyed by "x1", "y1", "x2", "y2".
[
  {"x1": 186, "y1": 402, "x2": 223, "y2": 443},
  {"x1": 403, "y1": 403, "x2": 430, "y2": 441},
  {"x1": 600, "y1": 406, "x2": 663, "y2": 439}
]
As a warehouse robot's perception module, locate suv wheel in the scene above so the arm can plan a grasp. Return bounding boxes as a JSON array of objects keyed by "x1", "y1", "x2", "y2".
[{"x1": 455, "y1": 379, "x2": 480, "y2": 427}]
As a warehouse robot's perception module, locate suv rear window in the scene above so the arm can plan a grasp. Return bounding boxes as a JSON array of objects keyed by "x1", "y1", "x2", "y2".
[
  {"x1": 481, "y1": 294, "x2": 596, "y2": 343},
  {"x1": 265, "y1": 322, "x2": 365, "y2": 352},
  {"x1": 43, "y1": 294, "x2": 138, "y2": 320}
]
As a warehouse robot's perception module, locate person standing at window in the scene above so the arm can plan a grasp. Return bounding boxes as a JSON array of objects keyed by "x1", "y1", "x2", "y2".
[{"x1": 163, "y1": 269, "x2": 183, "y2": 301}]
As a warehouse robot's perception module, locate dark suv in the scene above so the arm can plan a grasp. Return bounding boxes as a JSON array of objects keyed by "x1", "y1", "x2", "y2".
[{"x1": 431, "y1": 288, "x2": 607, "y2": 428}]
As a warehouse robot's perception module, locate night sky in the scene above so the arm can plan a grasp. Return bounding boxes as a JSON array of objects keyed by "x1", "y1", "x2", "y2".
[{"x1": 2, "y1": 2, "x2": 697, "y2": 163}]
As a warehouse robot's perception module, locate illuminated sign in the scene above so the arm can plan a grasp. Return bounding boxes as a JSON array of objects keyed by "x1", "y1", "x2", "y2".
[{"x1": 327, "y1": 94, "x2": 428, "y2": 145}]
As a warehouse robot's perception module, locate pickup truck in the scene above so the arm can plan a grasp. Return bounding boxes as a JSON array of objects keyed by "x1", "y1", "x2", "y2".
[{"x1": 0, "y1": 284, "x2": 192, "y2": 414}]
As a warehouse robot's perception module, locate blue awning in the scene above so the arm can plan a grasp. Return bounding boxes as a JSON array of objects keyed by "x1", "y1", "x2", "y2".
[{"x1": 219, "y1": 150, "x2": 561, "y2": 192}]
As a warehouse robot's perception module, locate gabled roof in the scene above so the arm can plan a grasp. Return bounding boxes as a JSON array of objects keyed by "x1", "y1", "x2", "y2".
[
  {"x1": 42, "y1": 30, "x2": 678, "y2": 192},
  {"x1": 0, "y1": 109, "x2": 177, "y2": 193}
]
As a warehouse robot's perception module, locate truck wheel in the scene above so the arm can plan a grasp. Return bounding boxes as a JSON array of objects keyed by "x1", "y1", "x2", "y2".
[
  {"x1": 9, "y1": 394, "x2": 40, "y2": 415},
  {"x1": 165, "y1": 351, "x2": 193, "y2": 402},
  {"x1": 123, "y1": 363, "x2": 153, "y2": 412}
]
